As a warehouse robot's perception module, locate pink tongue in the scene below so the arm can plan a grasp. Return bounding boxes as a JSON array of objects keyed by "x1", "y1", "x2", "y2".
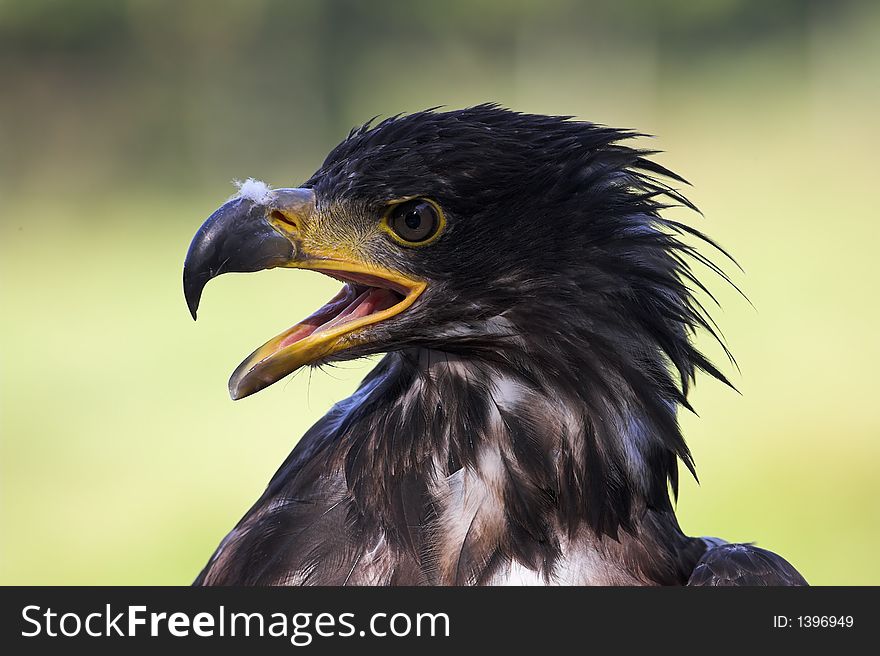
[
  {"x1": 278, "y1": 323, "x2": 320, "y2": 348},
  {"x1": 316, "y1": 287, "x2": 398, "y2": 333},
  {"x1": 277, "y1": 287, "x2": 400, "y2": 349}
]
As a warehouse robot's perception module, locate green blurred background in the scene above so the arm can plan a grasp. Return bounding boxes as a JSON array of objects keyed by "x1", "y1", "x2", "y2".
[{"x1": 1, "y1": 0, "x2": 878, "y2": 585}]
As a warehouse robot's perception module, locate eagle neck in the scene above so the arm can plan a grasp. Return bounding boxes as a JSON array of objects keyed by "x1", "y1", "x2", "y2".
[{"x1": 333, "y1": 347, "x2": 696, "y2": 582}]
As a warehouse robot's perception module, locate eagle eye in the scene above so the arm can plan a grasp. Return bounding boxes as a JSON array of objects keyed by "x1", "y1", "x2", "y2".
[{"x1": 383, "y1": 199, "x2": 444, "y2": 246}]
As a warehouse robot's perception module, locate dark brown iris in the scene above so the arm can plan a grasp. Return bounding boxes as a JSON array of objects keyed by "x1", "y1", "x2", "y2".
[{"x1": 387, "y1": 199, "x2": 440, "y2": 243}]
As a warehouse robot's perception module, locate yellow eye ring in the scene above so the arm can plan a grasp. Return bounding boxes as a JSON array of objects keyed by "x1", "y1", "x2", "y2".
[{"x1": 380, "y1": 197, "x2": 446, "y2": 247}]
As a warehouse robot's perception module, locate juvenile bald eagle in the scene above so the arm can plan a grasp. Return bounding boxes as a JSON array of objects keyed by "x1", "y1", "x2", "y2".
[{"x1": 183, "y1": 105, "x2": 806, "y2": 586}]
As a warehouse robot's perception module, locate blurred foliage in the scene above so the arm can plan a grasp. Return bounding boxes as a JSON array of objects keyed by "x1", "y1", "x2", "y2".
[
  {"x1": 0, "y1": 0, "x2": 867, "y2": 197},
  {"x1": 1, "y1": 0, "x2": 878, "y2": 584}
]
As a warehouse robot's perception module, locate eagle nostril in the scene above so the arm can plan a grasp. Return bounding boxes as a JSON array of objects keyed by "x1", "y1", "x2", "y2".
[{"x1": 269, "y1": 209, "x2": 299, "y2": 231}]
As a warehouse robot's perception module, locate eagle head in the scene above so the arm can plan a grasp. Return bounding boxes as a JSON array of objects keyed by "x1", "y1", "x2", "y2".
[{"x1": 183, "y1": 105, "x2": 731, "y2": 450}]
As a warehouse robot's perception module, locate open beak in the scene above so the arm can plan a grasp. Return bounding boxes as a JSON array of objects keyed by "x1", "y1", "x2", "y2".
[{"x1": 183, "y1": 188, "x2": 426, "y2": 400}]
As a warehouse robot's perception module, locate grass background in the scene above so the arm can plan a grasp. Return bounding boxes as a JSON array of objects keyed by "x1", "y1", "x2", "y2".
[{"x1": 1, "y1": 0, "x2": 878, "y2": 584}]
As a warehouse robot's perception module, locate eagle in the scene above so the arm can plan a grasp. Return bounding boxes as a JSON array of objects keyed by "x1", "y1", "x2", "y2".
[{"x1": 182, "y1": 105, "x2": 806, "y2": 586}]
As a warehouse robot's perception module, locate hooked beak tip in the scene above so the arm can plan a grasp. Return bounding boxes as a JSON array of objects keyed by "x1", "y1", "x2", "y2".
[
  {"x1": 183, "y1": 272, "x2": 206, "y2": 321},
  {"x1": 182, "y1": 193, "x2": 302, "y2": 325}
]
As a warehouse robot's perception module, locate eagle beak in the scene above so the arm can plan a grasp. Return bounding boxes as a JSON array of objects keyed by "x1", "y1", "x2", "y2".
[
  {"x1": 183, "y1": 189, "x2": 308, "y2": 320},
  {"x1": 183, "y1": 188, "x2": 425, "y2": 400}
]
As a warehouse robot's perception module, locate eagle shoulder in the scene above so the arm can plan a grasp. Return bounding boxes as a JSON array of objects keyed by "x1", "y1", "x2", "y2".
[{"x1": 687, "y1": 540, "x2": 807, "y2": 586}]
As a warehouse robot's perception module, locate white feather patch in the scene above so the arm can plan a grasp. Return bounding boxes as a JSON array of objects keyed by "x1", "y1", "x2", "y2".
[{"x1": 231, "y1": 177, "x2": 274, "y2": 204}]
